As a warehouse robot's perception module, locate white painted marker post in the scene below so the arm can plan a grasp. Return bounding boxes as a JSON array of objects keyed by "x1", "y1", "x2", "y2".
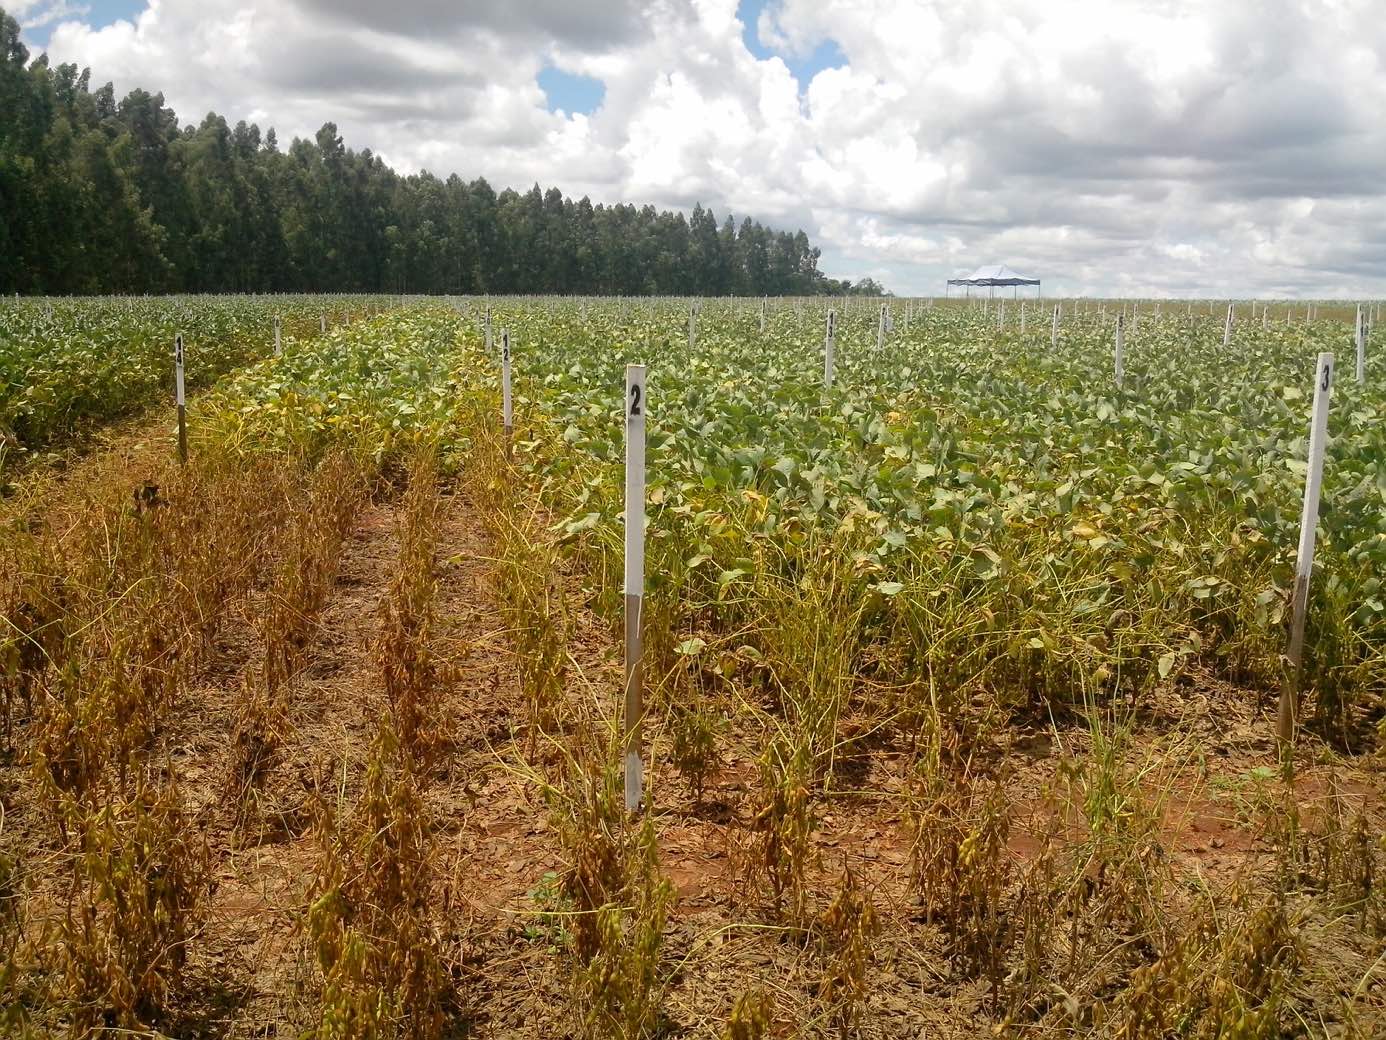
[
  {"x1": 174, "y1": 333, "x2": 187, "y2": 465},
  {"x1": 688, "y1": 305, "x2": 696, "y2": 350},
  {"x1": 1020, "y1": 301, "x2": 1026, "y2": 334},
  {"x1": 274, "y1": 315, "x2": 282, "y2": 357},
  {"x1": 484, "y1": 306, "x2": 492, "y2": 352},
  {"x1": 760, "y1": 296, "x2": 767, "y2": 334},
  {"x1": 1051, "y1": 303, "x2": 1060, "y2": 348},
  {"x1": 624, "y1": 364, "x2": 647, "y2": 812},
  {"x1": 1114, "y1": 314, "x2": 1125, "y2": 387},
  {"x1": 1278, "y1": 352, "x2": 1334, "y2": 757},
  {"x1": 1223, "y1": 303, "x2": 1233, "y2": 347},
  {"x1": 1356, "y1": 305, "x2": 1366, "y2": 384},
  {"x1": 824, "y1": 309, "x2": 836, "y2": 387},
  {"x1": 877, "y1": 303, "x2": 886, "y2": 351},
  {"x1": 501, "y1": 328, "x2": 513, "y2": 455},
  {"x1": 320, "y1": 314, "x2": 327, "y2": 334},
  {"x1": 1262, "y1": 305, "x2": 1268, "y2": 331}
]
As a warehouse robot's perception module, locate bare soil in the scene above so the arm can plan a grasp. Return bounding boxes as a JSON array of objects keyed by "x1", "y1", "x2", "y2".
[{"x1": 2, "y1": 443, "x2": 1382, "y2": 1039}]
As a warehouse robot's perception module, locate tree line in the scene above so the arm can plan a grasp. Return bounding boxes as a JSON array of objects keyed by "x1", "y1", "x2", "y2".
[{"x1": 0, "y1": 12, "x2": 886, "y2": 298}]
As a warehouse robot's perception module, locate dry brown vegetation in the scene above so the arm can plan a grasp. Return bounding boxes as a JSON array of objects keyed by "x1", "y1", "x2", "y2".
[{"x1": 1, "y1": 311, "x2": 1383, "y2": 1040}]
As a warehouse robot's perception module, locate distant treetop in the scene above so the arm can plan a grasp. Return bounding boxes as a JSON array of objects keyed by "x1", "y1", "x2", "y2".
[{"x1": 0, "y1": 8, "x2": 884, "y2": 297}]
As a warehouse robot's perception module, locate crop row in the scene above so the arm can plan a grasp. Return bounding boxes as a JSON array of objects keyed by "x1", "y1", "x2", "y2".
[
  {"x1": 201, "y1": 299, "x2": 1384, "y2": 733},
  {"x1": 0, "y1": 294, "x2": 396, "y2": 473}
]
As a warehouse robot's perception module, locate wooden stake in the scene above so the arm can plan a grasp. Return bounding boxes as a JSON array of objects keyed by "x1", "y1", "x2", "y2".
[
  {"x1": 501, "y1": 328, "x2": 513, "y2": 455},
  {"x1": 824, "y1": 309, "x2": 836, "y2": 387},
  {"x1": 1356, "y1": 305, "x2": 1366, "y2": 384},
  {"x1": 174, "y1": 333, "x2": 187, "y2": 465},
  {"x1": 1278, "y1": 352, "x2": 1334, "y2": 758},
  {"x1": 1114, "y1": 314, "x2": 1125, "y2": 387},
  {"x1": 624, "y1": 364, "x2": 647, "y2": 812}
]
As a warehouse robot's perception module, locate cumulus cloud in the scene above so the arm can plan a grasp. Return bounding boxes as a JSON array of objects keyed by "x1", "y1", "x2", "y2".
[
  {"x1": 10, "y1": 0, "x2": 89, "y2": 29},
  {"x1": 291, "y1": 0, "x2": 651, "y2": 49},
  {"x1": 26, "y1": 0, "x2": 1386, "y2": 296}
]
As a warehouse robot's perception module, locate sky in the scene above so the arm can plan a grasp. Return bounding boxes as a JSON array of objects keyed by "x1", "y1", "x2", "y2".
[{"x1": 10, "y1": 0, "x2": 1386, "y2": 298}]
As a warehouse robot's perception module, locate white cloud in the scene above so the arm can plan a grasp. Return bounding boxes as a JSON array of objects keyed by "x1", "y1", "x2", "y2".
[
  {"x1": 12, "y1": 0, "x2": 90, "y2": 30},
  {"x1": 26, "y1": 0, "x2": 1386, "y2": 296}
]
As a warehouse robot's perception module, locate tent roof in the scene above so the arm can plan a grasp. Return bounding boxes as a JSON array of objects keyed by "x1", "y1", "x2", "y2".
[{"x1": 946, "y1": 264, "x2": 1040, "y2": 286}]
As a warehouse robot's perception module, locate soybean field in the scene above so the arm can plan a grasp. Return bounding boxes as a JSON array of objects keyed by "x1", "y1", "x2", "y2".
[{"x1": 1, "y1": 294, "x2": 1383, "y2": 1039}]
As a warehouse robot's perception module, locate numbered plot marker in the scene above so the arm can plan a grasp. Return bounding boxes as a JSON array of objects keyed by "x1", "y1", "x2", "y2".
[
  {"x1": 824, "y1": 309, "x2": 836, "y2": 387},
  {"x1": 1223, "y1": 304, "x2": 1233, "y2": 347},
  {"x1": 320, "y1": 314, "x2": 327, "y2": 334},
  {"x1": 1278, "y1": 352, "x2": 1334, "y2": 757},
  {"x1": 174, "y1": 333, "x2": 188, "y2": 465},
  {"x1": 624, "y1": 364, "x2": 647, "y2": 812},
  {"x1": 760, "y1": 296, "x2": 767, "y2": 334},
  {"x1": 1114, "y1": 314, "x2": 1125, "y2": 387},
  {"x1": 501, "y1": 329, "x2": 513, "y2": 453},
  {"x1": 689, "y1": 305, "x2": 697, "y2": 350},
  {"x1": 1356, "y1": 305, "x2": 1366, "y2": 384},
  {"x1": 274, "y1": 316, "x2": 282, "y2": 357},
  {"x1": 484, "y1": 306, "x2": 492, "y2": 352},
  {"x1": 1051, "y1": 303, "x2": 1060, "y2": 348}
]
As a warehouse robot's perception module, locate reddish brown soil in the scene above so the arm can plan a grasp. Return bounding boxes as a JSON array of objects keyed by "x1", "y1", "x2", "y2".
[{"x1": 3, "y1": 452, "x2": 1382, "y2": 1039}]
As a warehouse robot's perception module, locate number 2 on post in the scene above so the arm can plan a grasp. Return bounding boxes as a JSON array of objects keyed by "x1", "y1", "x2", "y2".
[{"x1": 630, "y1": 384, "x2": 642, "y2": 416}]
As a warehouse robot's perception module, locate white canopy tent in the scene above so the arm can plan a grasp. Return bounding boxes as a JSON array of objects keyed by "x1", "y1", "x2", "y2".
[{"x1": 946, "y1": 264, "x2": 1042, "y2": 298}]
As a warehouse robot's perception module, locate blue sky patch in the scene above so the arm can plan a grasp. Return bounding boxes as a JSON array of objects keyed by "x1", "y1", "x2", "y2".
[
  {"x1": 19, "y1": 0, "x2": 147, "y2": 50},
  {"x1": 538, "y1": 65, "x2": 604, "y2": 116},
  {"x1": 737, "y1": 0, "x2": 846, "y2": 88}
]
